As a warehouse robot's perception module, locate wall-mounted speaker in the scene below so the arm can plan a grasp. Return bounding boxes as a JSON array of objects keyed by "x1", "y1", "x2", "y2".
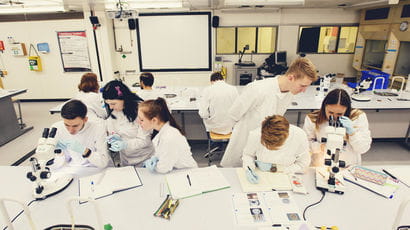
[
  {"x1": 89, "y1": 16, "x2": 99, "y2": 25},
  {"x1": 128, "y1": 18, "x2": 136, "y2": 30},
  {"x1": 212, "y1": 16, "x2": 219, "y2": 28}
]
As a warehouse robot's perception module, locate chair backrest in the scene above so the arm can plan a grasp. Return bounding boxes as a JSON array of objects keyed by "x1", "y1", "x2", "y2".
[
  {"x1": 392, "y1": 195, "x2": 410, "y2": 230},
  {"x1": 0, "y1": 198, "x2": 36, "y2": 230}
]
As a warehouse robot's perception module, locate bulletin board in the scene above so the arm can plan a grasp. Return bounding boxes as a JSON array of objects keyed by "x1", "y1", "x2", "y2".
[{"x1": 57, "y1": 31, "x2": 92, "y2": 72}]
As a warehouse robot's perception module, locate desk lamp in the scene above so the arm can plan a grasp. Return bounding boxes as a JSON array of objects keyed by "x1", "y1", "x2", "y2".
[{"x1": 238, "y1": 44, "x2": 249, "y2": 64}]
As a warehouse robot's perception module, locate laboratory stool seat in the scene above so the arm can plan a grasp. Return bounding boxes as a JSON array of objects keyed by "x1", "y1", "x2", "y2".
[{"x1": 204, "y1": 131, "x2": 231, "y2": 166}]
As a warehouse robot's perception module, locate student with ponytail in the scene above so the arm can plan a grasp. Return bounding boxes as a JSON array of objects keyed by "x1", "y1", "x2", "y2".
[
  {"x1": 102, "y1": 80, "x2": 154, "y2": 166},
  {"x1": 137, "y1": 97, "x2": 198, "y2": 173}
]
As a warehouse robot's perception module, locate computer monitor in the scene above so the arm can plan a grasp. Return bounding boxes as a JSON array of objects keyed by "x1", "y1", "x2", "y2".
[{"x1": 275, "y1": 51, "x2": 287, "y2": 65}]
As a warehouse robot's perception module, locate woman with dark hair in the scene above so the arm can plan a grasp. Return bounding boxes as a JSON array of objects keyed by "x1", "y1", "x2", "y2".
[
  {"x1": 303, "y1": 88, "x2": 371, "y2": 166},
  {"x1": 102, "y1": 80, "x2": 154, "y2": 166},
  {"x1": 137, "y1": 97, "x2": 197, "y2": 173},
  {"x1": 74, "y1": 73, "x2": 107, "y2": 121}
]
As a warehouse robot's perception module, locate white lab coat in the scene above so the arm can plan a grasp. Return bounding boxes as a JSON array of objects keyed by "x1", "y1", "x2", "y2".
[
  {"x1": 242, "y1": 125, "x2": 310, "y2": 174},
  {"x1": 138, "y1": 89, "x2": 162, "y2": 101},
  {"x1": 106, "y1": 110, "x2": 154, "y2": 166},
  {"x1": 152, "y1": 122, "x2": 198, "y2": 174},
  {"x1": 198, "y1": 80, "x2": 239, "y2": 134},
  {"x1": 74, "y1": 91, "x2": 107, "y2": 121},
  {"x1": 51, "y1": 120, "x2": 109, "y2": 171},
  {"x1": 220, "y1": 77, "x2": 293, "y2": 167},
  {"x1": 303, "y1": 111, "x2": 372, "y2": 166}
]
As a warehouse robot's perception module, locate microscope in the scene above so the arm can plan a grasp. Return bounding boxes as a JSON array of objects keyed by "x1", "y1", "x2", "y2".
[
  {"x1": 351, "y1": 78, "x2": 372, "y2": 102},
  {"x1": 316, "y1": 73, "x2": 335, "y2": 99},
  {"x1": 26, "y1": 128, "x2": 73, "y2": 200},
  {"x1": 315, "y1": 116, "x2": 346, "y2": 194}
]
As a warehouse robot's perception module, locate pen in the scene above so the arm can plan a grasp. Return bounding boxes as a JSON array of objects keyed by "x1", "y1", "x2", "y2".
[
  {"x1": 272, "y1": 224, "x2": 282, "y2": 227},
  {"x1": 91, "y1": 181, "x2": 95, "y2": 193},
  {"x1": 382, "y1": 169, "x2": 397, "y2": 180},
  {"x1": 187, "y1": 174, "x2": 191, "y2": 186}
]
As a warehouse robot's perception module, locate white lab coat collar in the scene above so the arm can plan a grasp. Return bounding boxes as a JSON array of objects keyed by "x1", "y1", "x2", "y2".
[
  {"x1": 74, "y1": 120, "x2": 91, "y2": 136},
  {"x1": 272, "y1": 77, "x2": 289, "y2": 99},
  {"x1": 153, "y1": 122, "x2": 171, "y2": 145},
  {"x1": 213, "y1": 80, "x2": 225, "y2": 85}
]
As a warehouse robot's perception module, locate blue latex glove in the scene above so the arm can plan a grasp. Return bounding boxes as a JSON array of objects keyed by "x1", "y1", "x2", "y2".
[
  {"x1": 106, "y1": 134, "x2": 122, "y2": 144},
  {"x1": 56, "y1": 140, "x2": 68, "y2": 150},
  {"x1": 57, "y1": 139, "x2": 86, "y2": 154},
  {"x1": 339, "y1": 116, "x2": 355, "y2": 135},
  {"x1": 143, "y1": 156, "x2": 159, "y2": 172},
  {"x1": 109, "y1": 140, "x2": 128, "y2": 152},
  {"x1": 255, "y1": 160, "x2": 273, "y2": 172},
  {"x1": 246, "y1": 167, "x2": 259, "y2": 184}
]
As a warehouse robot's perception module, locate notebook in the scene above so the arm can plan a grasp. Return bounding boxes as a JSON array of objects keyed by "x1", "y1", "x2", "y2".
[
  {"x1": 343, "y1": 166, "x2": 400, "y2": 199},
  {"x1": 236, "y1": 168, "x2": 292, "y2": 192},
  {"x1": 166, "y1": 165, "x2": 231, "y2": 199},
  {"x1": 79, "y1": 166, "x2": 143, "y2": 201}
]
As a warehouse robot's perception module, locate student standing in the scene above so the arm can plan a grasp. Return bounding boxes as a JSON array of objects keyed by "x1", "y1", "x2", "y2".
[
  {"x1": 74, "y1": 73, "x2": 107, "y2": 121},
  {"x1": 198, "y1": 72, "x2": 239, "y2": 135},
  {"x1": 137, "y1": 98, "x2": 198, "y2": 173},
  {"x1": 221, "y1": 57, "x2": 318, "y2": 167},
  {"x1": 102, "y1": 80, "x2": 154, "y2": 166},
  {"x1": 303, "y1": 88, "x2": 372, "y2": 166},
  {"x1": 243, "y1": 115, "x2": 310, "y2": 183},
  {"x1": 53, "y1": 100, "x2": 109, "y2": 172}
]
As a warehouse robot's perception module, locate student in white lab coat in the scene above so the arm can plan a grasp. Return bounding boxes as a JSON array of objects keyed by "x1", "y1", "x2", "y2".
[
  {"x1": 102, "y1": 80, "x2": 154, "y2": 166},
  {"x1": 74, "y1": 73, "x2": 107, "y2": 121},
  {"x1": 53, "y1": 100, "x2": 109, "y2": 172},
  {"x1": 303, "y1": 88, "x2": 372, "y2": 166},
  {"x1": 198, "y1": 72, "x2": 239, "y2": 135},
  {"x1": 220, "y1": 57, "x2": 318, "y2": 167},
  {"x1": 243, "y1": 115, "x2": 310, "y2": 183},
  {"x1": 137, "y1": 98, "x2": 198, "y2": 174},
  {"x1": 138, "y1": 72, "x2": 160, "y2": 100}
]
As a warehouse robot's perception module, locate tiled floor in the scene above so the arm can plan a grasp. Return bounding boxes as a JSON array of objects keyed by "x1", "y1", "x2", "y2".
[{"x1": 0, "y1": 102, "x2": 409, "y2": 167}]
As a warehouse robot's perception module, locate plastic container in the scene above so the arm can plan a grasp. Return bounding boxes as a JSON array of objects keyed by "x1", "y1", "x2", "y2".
[{"x1": 361, "y1": 69, "x2": 390, "y2": 90}]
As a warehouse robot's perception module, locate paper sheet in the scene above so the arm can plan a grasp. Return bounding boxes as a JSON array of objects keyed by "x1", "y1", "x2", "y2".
[
  {"x1": 232, "y1": 191, "x2": 307, "y2": 227},
  {"x1": 79, "y1": 166, "x2": 142, "y2": 200},
  {"x1": 236, "y1": 168, "x2": 292, "y2": 192},
  {"x1": 166, "y1": 165, "x2": 230, "y2": 199}
]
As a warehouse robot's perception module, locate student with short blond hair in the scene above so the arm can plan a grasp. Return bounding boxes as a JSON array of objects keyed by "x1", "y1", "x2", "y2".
[
  {"x1": 221, "y1": 57, "x2": 318, "y2": 167},
  {"x1": 260, "y1": 115, "x2": 289, "y2": 150},
  {"x1": 242, "y1": 115, "x2": 310, "y2": 183}
]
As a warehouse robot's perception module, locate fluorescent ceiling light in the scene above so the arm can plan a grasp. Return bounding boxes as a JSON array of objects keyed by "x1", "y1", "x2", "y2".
[
  {"x1": 350, "y1": 0, "x2": 388, "y2": 7},
  {"x1": 0, "y1": 0, "x2": 65, "y2": 14},
  {"x1": 224, "y1": 0, "x2": 304, "y2": 6},
  {"x1": 105, "y1": 0, "x2": 183, "y2": 10}
]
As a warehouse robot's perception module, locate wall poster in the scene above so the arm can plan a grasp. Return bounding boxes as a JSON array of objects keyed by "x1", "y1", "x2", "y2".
[{"x1": 57, "y1": 31, "x2": 92, "y2": 72}]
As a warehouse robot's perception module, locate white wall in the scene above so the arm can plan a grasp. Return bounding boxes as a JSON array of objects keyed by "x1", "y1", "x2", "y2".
[
  {"x1": 0, "y1": 19, "x2": 99, "y2": 99},
  {"x1": 0, "y1": 8, "x2": 360, "y2": 99}
]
